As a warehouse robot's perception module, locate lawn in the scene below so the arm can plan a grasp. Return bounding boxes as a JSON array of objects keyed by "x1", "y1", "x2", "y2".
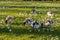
[{"x1": 0, "y1": 1, "x2": 60, "y2": 40}]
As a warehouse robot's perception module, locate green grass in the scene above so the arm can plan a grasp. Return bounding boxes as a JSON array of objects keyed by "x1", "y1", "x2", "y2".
[
  {"x1": 0, "y1": 1, "x2": 60, "y2": 40},
  {"x1": 0, "y1": 1, "x2": 60, "y2": 7}
]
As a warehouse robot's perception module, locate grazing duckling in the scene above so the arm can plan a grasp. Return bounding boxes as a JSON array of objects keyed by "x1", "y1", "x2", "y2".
[
  {"x1": 31, "y1": 8, "x2": 36, "y2": 14},
  {"x1": 5, "y1": 16, "x2": 13, "y2": 24},
  {"x1": 41, "y1": 19, "x2": 54, "y2": 26},
  {"x1": 47, "y1": 11, "x2": 54, "y2": 18},
  {"x1": 24, "y1": 18, "x2": 33, "y2": 26},
  {"x1": 31, "y1": 21, "x2": 40, "y2": 29}
]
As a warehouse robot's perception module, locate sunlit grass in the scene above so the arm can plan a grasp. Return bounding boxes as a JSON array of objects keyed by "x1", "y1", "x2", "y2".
[{"x1": 0, "y1": 1, "x2": 60, "y2": 7}]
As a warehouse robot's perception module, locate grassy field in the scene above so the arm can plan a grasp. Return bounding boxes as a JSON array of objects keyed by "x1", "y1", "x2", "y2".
[
  {"x1": 0, "y1": 1, "x2": 60, "y2": 40},
  {"x1": 0, "y1": 1, "x2": 60, "y2": 6}
]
